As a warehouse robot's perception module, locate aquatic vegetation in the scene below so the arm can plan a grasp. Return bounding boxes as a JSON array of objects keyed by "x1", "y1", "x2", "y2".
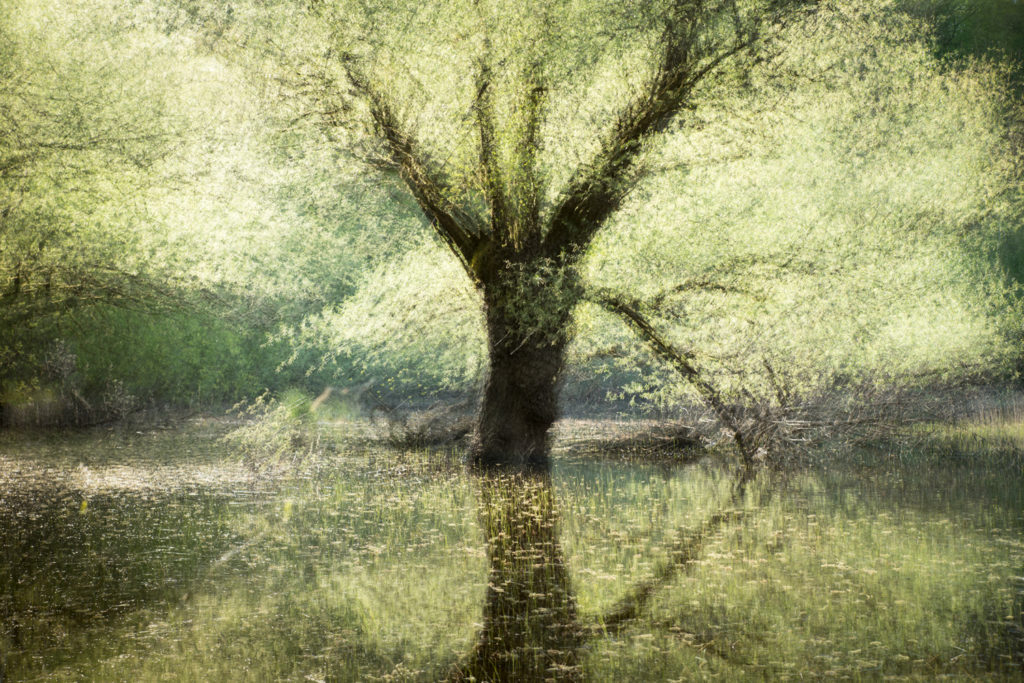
[{"x1": 223, "y1": 390, "x2": 343, "y2": 473}]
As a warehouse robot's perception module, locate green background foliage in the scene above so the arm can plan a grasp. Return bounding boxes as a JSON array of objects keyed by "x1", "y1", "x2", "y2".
[{"x1": 2, "y1": 0, "x2": 1023, "y2": 420}]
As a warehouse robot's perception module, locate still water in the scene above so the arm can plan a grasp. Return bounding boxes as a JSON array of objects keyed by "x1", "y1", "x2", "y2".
[{"x1": 1, "y1": 419, "x2": 1022, "y2": 680}]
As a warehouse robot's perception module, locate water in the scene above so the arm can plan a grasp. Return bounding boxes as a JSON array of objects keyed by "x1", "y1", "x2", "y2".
[{"x1": 1, "y1": 419, "x2": 1022, "y2": 680}]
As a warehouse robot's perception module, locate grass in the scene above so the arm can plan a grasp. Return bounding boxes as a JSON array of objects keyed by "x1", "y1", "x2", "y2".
[{"x1": 0, "y1": 414, "x2": 1022, "y2": 680}]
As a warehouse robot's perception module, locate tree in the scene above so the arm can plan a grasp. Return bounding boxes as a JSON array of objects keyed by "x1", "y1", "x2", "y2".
[
  {"x1": 0, "y1": 0, "x2": 192, "y2": 404},
  {"x1": 172, "y1": 0, "x2": 815, "y2": 468},
  {"x1": 262, "y1": 0, "x2": 1022, "y2": 463}
]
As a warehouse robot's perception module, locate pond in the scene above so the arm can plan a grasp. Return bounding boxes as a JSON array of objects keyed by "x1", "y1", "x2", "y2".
[{"x1": 1, "y1": 418, "x2": 1022, "y2": 681}]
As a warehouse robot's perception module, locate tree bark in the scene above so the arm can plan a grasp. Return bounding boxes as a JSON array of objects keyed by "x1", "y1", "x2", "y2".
[{"x1": 471, "y1": 270, "x2": 575, "y2": 470}]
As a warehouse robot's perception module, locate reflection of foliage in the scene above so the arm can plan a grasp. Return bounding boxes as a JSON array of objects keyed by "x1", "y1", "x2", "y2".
[{"x1": 3, "y1": 426, "x2": 1023, "y2": 679}]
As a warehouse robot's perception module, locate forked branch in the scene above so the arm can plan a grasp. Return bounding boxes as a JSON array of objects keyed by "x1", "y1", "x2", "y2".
[
  {"x1": 543, "y1": 3, "x2": 760, "y2": 261},
  {"x1": 543, "y1": 0, "x2": 817, "y2": 262}
]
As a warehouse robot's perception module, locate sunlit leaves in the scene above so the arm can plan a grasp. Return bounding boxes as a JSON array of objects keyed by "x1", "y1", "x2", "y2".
[{"x1": 575, "y1": 0, "x2": 1022, "y2": 406}]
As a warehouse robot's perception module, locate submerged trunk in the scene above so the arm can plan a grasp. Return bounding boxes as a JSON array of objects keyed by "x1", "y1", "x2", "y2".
[{"x1": 471, "y1": 272, "x2": 575, "y2": 470}]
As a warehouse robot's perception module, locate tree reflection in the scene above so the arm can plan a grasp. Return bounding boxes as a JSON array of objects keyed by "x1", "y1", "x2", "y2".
[
  {"x1": 450, "y1": 455, "x2": 764, "y2": 680},
  {"x1": 452, "y1": 468, "x2": 583, "y2": 681}
]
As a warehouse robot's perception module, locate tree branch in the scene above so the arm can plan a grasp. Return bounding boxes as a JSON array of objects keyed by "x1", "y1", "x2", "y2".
[
  {"x1": 543, "y1": 5, "x2": 726, "y2": 260},
  {"x1": 341, "y1": 60, "x2": 486, "y2": 282},
  {"x1": 507, "y1": 61, "x2": 547, "y2": 252},
  {"x1": 474, "y1": 46, "x2": 509, "y2": 242},
  {"x1": 646, "y1": 278, "x2": 753, "y2": 311},
  {"x1": 587, "y1": 288, "x2": 754, "y2": 462},
  {"x1": 543, "y1": 0, "x2": 811, "y2": 262}
]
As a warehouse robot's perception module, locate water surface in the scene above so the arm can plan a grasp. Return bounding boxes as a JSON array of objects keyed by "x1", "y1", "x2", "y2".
[{"x1": 1, "y1": 420, "x2": 1022, "y2": 680}]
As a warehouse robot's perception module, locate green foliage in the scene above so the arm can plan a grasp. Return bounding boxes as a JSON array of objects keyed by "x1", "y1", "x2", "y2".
[
  {"x1": 574, "y1": 0, "x2": 1023, "y2": 407},
  {"x1": 3, "y1": 0, "x2": 1024, "y2": 420},
  {"x1": 902, "y1": 0, "x2": 1024, "y2": 64},
  {"x1": 276, "y1": 239, "x2": 487, "y2": 396},
  {"x1": 68, "y1": 308, "x2": 298, "y2": 405},
  {"x1": 0, "y1": 0, "x2": 406, "y2": 411},
  {"x1": 0, "y1": 0, "x2": 191, "y2": 321}
]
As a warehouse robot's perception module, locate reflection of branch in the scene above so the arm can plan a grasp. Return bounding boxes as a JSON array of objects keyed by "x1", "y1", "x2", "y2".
[
  {"x1": 596, "y1": 457, "x2": 766, "y2": 635},
  {"x1": 585, "y1": 288, "x2": 782, "y2": 638},
  {"x1": 597, "y1": 507, "x2": 745, "y2": 634}
]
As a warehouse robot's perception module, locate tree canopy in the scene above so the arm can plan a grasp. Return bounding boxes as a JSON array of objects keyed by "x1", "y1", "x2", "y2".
[
  {"x1": 1, "y1": 0, "x2": 1022, "y2": 444},
  {"x1": 275, "y1": 1, "x2": 1023, "y2": 405}
]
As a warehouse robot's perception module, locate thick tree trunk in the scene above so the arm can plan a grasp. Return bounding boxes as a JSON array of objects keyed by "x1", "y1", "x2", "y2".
[{"x1": 471, "y1": 276, "x2": 574, "y2": 470}]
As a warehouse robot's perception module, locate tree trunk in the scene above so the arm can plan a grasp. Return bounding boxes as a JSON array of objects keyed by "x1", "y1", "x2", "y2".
[{"x1": 471, "y1": 273, "x2": 575, "y2": 470}]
